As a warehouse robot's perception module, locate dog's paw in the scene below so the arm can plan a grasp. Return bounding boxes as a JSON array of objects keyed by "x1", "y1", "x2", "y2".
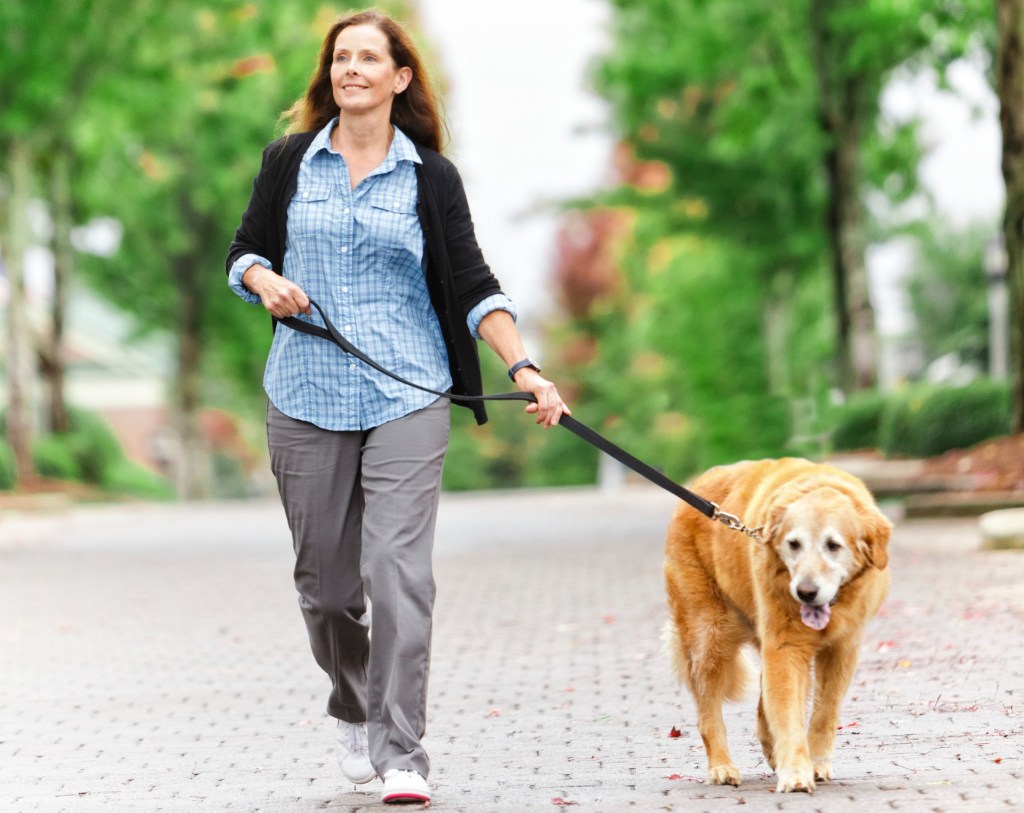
[
  {"x1": 775, "y1": 764, "x2": 815, "y2": 794},
  {"x1": 707, "y1": 763, "x2": 741, "y2": 786},
  {"x1": 813, "y1": 760, "x2": 833, "y2": 783}
]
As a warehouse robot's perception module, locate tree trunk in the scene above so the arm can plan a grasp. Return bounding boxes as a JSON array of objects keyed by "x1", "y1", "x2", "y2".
[
  {"x1": 41, "y1": 150, "x2": 72, "y2": 434},
  {"x1": 3, "y1": 139, "x2": 38, "y2": 485},
  {"x1": 810, "y1": 0, "x2": 878, "y2": 394},
  {"x1": 997, "y1": 0, "x2": 1024, "y2": 433},
  {"x1": 174, "y1": 261, "x2": 209, "y2": 500}
]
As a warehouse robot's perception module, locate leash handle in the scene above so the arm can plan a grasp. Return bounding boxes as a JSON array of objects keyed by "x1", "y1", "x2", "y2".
[{"x1": 279, "y1": 299, "x2": 719, "y2": 519}]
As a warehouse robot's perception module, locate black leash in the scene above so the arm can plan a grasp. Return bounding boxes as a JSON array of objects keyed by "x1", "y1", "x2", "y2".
[{"x1": 279, "y1": 299, "x2": 763, "y2": 540}]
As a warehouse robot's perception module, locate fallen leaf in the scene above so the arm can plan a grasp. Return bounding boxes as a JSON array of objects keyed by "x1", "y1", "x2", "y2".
[
  {"x1": 603, "y1": 615, "x2": 617, "y2": 624},
  {"x1": 486, "y1": 708, "x2": 502, "y2": 718},
  {"x1": 669, "y1": 726, "x2": 682, "y2": 738},
  {"x1": 551, "y1": 797, "x2": 579, "y2": 806},
  {"x1": 666, "y1": 774, "x2": 700, "y2": 781},
  {"x1": 876, "y1": 640, "x2": 897, "y2": 653},
  {"x1": 995, "y1": 758, "x2": 1003, "y2": 764}
]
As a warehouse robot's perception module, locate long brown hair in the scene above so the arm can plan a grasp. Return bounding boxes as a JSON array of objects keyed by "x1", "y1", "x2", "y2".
[{"x1": 283, "y1": 9, "x2": 446, "y2": 153}]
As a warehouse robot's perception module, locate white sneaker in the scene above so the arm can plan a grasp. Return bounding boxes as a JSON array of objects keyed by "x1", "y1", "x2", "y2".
[
  {"x1": 335, "y1": 720, "x2": 375, "y2": 785},
  {"x1": 381, "y1": 769, "x2": 431, "y2": 804}
]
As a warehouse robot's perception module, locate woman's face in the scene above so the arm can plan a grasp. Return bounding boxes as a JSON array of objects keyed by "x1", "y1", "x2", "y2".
[{"x1": 330, "y1": 24, "x2": 411, "y2": 118}]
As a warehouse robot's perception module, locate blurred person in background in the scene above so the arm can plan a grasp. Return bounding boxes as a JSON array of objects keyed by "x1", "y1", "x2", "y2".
[{"x1": 225, "y1": 8, "x2": 568, "y2": 805}]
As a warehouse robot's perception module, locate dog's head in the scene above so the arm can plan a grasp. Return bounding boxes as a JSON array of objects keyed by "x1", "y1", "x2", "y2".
[{"x1": 764, "y1": 484, "x2": 891, "y2": 631}]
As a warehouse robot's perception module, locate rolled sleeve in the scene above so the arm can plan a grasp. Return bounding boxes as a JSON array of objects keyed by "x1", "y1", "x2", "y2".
[
  {"x1": 467, "y1": 293, "x2": 517, "y2": 339},
  {"x1": 228, "y1": 253, "x2": 271, "y2": 305}
]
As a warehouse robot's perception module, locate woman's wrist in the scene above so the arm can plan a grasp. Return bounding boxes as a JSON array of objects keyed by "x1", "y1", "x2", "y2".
[{"x1": 242, "y1": 263, "x2": 271, "y2": 294}]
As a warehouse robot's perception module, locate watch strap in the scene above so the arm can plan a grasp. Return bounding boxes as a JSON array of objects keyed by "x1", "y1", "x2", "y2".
[{"x1": 508, "y1": 358, "x2": 541, "y2": 381}]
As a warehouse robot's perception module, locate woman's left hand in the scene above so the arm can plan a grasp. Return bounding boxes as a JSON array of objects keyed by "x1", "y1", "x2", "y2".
[{"x1": 512, "y1": 368, "x2": 571, "y2": 428}]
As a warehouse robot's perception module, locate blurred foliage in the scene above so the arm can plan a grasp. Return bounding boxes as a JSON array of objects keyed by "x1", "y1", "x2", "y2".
[
  {"x1": 32, "y1": 435, "x2": 82, "y2": 482},
  {"x1": 27, "y1": 407, "x2": 175, "y2": 495},
  {"x1": 102, "y1": 459, "x2": 176, "y2": 501},
  {"x1": 4, "y1": 403, "x2": 175, "y2": 498},
  {"x1": 0, "y1": 0, "x2": 1007, "y2": 497},
  {"x1": 0, "y1": 441, "x2": 15, "y2": 490},
  {"x1": 830, "y1": 390, "x2": 888, "y2": 451},
  {"x1": 69, "y1": 1, "x2": 339, "y2": 390},
  {"x1": 905, "y1": 221, "x2": 992, "y2": 370},
  {"x1": 877, "y1": 379, "x2": 1011, "y2": 457},
  {"x1": 518, "y1": 0, "x2": 998, "y2": 488}
]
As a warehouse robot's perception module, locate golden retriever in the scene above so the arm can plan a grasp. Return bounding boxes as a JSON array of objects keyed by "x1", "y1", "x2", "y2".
[{"x1": 663, "y1": 458, "x2": 891, "y2": 793}]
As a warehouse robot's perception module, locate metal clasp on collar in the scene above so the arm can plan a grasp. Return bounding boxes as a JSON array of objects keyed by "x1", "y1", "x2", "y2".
[{"x1": 710, "y1": 502, "x2": 765, "y2": 543}]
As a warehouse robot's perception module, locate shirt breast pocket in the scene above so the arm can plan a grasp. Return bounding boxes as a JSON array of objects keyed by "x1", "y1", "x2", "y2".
[
  {"x1": 368, "y1": 191, "x2": 420, "y2": 250},
  {"x1": 290, "y1": 186, "x2": 333, "y2": 238}
]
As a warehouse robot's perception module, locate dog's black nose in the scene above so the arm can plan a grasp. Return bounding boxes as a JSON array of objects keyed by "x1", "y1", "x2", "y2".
[{"x1": 796, "y1": 583, "x2": 818, "y2": 603}]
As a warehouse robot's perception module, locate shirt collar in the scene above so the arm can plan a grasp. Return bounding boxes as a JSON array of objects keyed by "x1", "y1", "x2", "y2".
[{"x1": 306, "y1": 118, "x2": 422, "y2": 168}]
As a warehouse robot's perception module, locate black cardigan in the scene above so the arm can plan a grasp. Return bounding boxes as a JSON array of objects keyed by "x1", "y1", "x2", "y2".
[{"x1": 226, "y1": 131, "x2": 505, "y2": 425}]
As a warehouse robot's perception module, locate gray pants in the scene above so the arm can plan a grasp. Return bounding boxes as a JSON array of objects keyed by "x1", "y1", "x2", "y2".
[{"x1": 266, "y1": 399, "x2": 450, "y2": 778}]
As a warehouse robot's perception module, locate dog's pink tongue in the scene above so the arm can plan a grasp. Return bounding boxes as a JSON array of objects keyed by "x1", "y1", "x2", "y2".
[{"x1": 800, "y1": 602, "x2": 831, "y2": 630}]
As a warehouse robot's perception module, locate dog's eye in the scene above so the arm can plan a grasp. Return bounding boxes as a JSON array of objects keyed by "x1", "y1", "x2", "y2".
[
  {"x1": 825, "y1": 538, "x2": 842, "y2": 553},
  {"x1": 787, "y1": 539, "x2": 801, "y2": 551}
]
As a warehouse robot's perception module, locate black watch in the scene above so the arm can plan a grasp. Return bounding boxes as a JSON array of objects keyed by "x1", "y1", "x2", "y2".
[{"x1": 508, "y1": 358, "x2": 542, "y2": 381}]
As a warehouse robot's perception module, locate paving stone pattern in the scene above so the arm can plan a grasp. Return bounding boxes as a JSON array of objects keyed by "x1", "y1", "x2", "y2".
[{"x1": 1, "y1": 487, "x2": 1022, "y2": 812}]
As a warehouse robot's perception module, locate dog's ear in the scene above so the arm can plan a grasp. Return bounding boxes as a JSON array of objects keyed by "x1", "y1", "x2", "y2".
[
  {"x1": 861, "y1": 510, "x2": 892, "y2": 570},
  {"x1": 762, "y1": 502, "x2": 788, "y2": 548}
]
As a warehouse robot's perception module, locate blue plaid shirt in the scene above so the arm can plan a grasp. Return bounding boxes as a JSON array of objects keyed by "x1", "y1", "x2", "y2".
[{"x1": 229, "y1": 120, "x2": 516, "y2": 430}]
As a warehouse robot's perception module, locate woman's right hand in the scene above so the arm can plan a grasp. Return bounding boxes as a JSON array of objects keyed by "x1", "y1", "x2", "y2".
[{"x1": 242, "y1": 264, "x2": 311, "y2": 319}]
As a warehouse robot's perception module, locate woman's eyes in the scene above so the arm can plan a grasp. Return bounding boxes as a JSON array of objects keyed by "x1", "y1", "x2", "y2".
[{"x1": 334, "y1": 54, "x2": 378, "y2": 63}]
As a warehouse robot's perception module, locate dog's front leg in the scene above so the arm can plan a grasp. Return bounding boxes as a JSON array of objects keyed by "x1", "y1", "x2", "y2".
[
  {"x1": 761, "y1": 644, "x2": 815, "y2": 793},
  {"x1": 808, "y1": 635, "x2": 862, "y2": 782}
]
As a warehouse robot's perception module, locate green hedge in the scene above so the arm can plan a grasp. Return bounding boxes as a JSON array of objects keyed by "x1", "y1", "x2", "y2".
[
  {"x1": 102, "y1": 459, "x2": 175, "y2": 500},
  {"x1": 832, "y1": 379, "x2": 1011, "y2": 458},
  {"x1": 901, "y1": 379, "x2": 1011, "y2": 457},
  {"x1": 830, "y1": 391, "x2": 888, "y2": 452},
  {"x1": 3, "y1": 407, "x2": 174, "y2": 498},
  {"x1": 32, "y1": 435, "x2": 82, "y2": 481},
  {"x1": 66, "y1": 408, "x2": 126, "y2": 485},
  {"x1": 0, "y1": 441, "x2": 16, "y2": 490}
]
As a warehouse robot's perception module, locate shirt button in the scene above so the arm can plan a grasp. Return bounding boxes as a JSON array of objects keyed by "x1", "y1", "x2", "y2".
[
  {"x1": 344, "y1": 207, "x2": 351, "y2": 214},
  {"x1": 341, "y1": 246, "x2": 348, "y2": 253},
  {"x1": 344, "y1": 325, "x2": 353, "y2": 332},
  {"x1": 302, "y1": 191, "x2": 309, "y2": 199},
  {"x1": 342, "y1": 286, "x2": 349, "y2": 293},
  {"x1": 393, "y1": 200, "x2": 400, "y2": 208}
]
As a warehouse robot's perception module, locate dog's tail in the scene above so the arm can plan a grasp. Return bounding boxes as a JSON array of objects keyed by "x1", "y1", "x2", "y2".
[{"x1": 661, "y1": 617, "x2": 756, "y2": 703}]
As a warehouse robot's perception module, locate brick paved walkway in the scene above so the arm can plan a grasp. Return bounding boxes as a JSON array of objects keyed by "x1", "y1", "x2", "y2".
[{"x1": 1, "y1": 487, "x2": 1021, "y2": 812}]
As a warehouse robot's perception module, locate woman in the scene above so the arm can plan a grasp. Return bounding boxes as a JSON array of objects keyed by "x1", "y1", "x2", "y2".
[{"x1": 225, "y1": 8, "x2": 569, "y2": 805}]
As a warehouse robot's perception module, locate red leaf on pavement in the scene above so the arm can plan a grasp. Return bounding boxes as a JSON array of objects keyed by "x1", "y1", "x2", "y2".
[
  {"x1": 551, "y1": 797, "x2": 579, "y2": 806},
  {"x1": 602, "y1": 615, "x2": 617, "y2": 624},
  {"x1": 486, "y1": 708, "x2": 502, "y2": 718},
  {"x1": 669, "y1": 726, "x2": 682, "y2": 738},
  {"x1": 667, "y1": 773, "x2": 700, "y2": 781},
  {"x1": 837, "y1": 721, "x2": 860, "y2": 730},
  {"x1": 995, "y1": 758, "x2": 1003, "y2": 764}
]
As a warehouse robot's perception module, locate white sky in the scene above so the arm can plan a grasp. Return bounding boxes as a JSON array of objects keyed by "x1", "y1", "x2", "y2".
[{"x1": 416, "y1": 0, "x2": 613, "y2": 333}]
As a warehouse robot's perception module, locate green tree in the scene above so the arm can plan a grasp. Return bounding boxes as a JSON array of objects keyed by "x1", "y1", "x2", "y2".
[
  {"x1": 72, "y1": 1, "x2": 331, "y2": 496},
  {"x1": 1, "y1": 0, "x2": 174, "y2": 483},
  {"x1": 594, "y1": 0, "x2": 991, "y2": 395}
]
